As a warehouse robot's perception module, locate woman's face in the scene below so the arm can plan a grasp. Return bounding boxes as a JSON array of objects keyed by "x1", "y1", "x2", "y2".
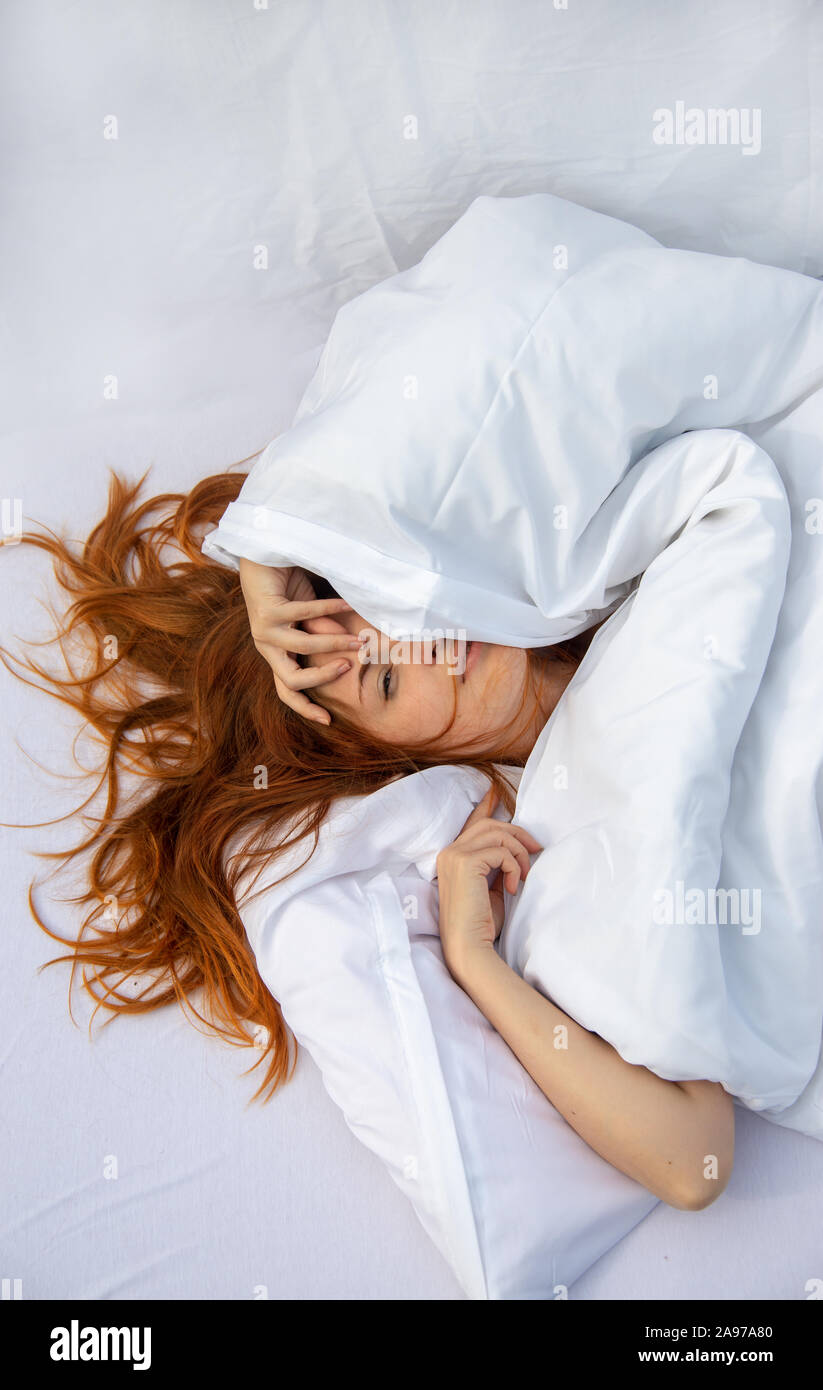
[{"x1": 301, "y1": 609, "x2": 540, "y2": 754}]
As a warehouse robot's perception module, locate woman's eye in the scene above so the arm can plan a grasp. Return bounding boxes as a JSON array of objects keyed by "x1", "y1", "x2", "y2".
[{"x1": 381, "y1": 666, "x2": 392, "y2": 700}]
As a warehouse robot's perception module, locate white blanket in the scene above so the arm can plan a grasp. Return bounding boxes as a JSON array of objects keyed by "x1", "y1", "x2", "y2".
[
  {"x1": 502, "y1": 426, "x2": 818, "y2": 1115},
  {"x1": 206, "y1": 192, "x2": 823, "y2": 1135}
]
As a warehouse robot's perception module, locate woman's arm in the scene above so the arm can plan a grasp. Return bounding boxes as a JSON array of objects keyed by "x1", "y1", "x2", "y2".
[
  {"x1": 447, "y1": 941, "x2": 734, "y2": 1211},
  {"x1": 435, "y1": 786, "x2": 734, "y2": 1212}
]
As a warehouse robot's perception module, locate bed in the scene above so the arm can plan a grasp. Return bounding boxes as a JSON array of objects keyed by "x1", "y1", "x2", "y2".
[{"x1": 2, "y1": 0, "x2": 822, "y2": 1300}]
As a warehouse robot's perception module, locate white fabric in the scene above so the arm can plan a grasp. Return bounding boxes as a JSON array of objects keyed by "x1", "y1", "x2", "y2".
[
  {"x1": 209, "y1": 191, "x2": 823, "y2": 1294},
  {"x1": 202, "y1": 191, "x2": 823, "y2": 646},
  {"x1": 234, "y1": 766, "x2": 658, "y2": 1300},
  {"x1": 502, "y1": 426, "x2": 823, "y2": 1123},
  {"x1": 5, "y1": 0, "x2": 823, "y2": 1303}
]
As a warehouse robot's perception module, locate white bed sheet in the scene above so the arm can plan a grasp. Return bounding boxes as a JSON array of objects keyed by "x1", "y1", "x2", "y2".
[{"x1": 2, "y1": 0, "x2": 823, "y2": 1299}]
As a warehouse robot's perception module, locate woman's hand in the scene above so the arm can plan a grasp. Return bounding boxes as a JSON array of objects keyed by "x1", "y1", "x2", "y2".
[
  {"x1": 435, "y1": 785, "x2": 543, "y2": 977},
  {"x1": 238, "y1": 558, "x2": 365, "y2": 726}
]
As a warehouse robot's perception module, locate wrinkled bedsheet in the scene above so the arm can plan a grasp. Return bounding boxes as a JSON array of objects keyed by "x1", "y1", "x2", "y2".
[{"x1": 206, "y1": 192, "x2": 823, "y2": 1135}]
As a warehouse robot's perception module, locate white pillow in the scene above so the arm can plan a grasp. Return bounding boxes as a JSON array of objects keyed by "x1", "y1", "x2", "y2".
[
  {"x1": 235, "y1": 764, "x2": 658, "y2": 1300},
  {"x1": 202, "y1": 191, "x2": 823, "y2": 655}
]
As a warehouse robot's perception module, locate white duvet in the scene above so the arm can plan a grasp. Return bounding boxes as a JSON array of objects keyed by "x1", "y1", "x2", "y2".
[{"x1": 205, "y1": 192, "x2": 823, "y2": 1137}]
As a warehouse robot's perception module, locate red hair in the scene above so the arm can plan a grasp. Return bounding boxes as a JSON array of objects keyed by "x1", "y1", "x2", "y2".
[{"x1": 1, "y1": 462, "x2": 595, "y2": 1103}]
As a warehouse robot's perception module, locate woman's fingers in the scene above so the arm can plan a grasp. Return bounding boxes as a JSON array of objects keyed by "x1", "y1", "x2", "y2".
[
  {"x1": 279, "y1": 657, "x2": 353, "y2": 692},
  {"x1": 466, "y1": 827, "x2": 535, "y2": 885},
  {"x1": 262, "y1": 596, "x2": 355, "y2": 625},
  {"x1": 460, "y1": 805, "x2": 543, "y2": 854},
  {"x1": 466, "y1": 819, "x2": 543, "y2": 854},
  {"x1": 249, "y1": 612, "x2": 365, "y2": 659},
  {"x1": 462, "y1": 785, "x2": 499, "y2": 830},
  {"x1": 470, "y1": 844, "x2": 523, "y2": 895},
  {"x1": 488, "y1": 832, "x2": 533, "y2": 884},
  {"x1": 272, "y1": 673, "x2": 333, "y2": 725},
  {"x1": 258, "y1": 626, "x2": 366, "y2": 656},
  {"x1": 263, "y1": 643, "x2": 351, "y2": 692},
  {"x1": 252, "y1": 634, "x2": 358, "y2": 728},
  {"x1": 457, "y1": 787, "x2": 544, "y2": 886},
  {"x1": 236, "y1": 559, "x2": 357, "y2": 726},
  {"x1": 249, "y1": 642, "x2": 347, "y2": 725},
  {"x1": 238, "y1": 558, "x2": 350, "y2": 609},
  {"x1": 238, "y1": 558, "x2": 355, "y2": 632}
]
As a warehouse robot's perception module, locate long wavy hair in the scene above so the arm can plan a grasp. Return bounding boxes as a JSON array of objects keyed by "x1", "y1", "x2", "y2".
[{"x1": 1, "y1": 460, "x2": 597, "y2": 1104}]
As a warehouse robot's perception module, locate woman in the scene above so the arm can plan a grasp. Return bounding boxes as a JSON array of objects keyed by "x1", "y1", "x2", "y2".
[{"x1": 5, "y1": 467, "x2": 733, "y2": 1218}]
